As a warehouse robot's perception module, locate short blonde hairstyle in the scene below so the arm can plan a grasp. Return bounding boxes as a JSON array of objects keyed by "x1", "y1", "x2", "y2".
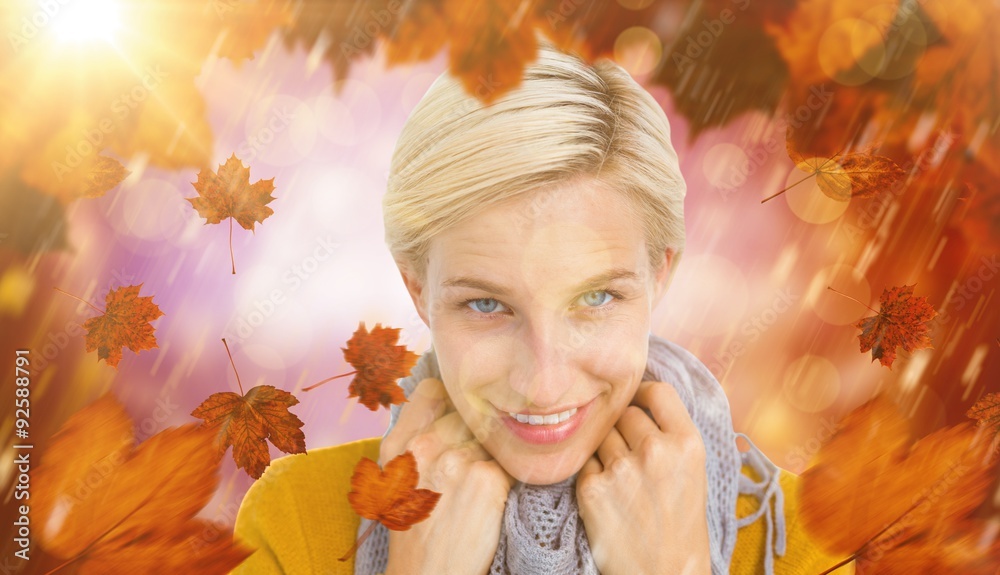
[{"x1": 383, "y1": 36, "x2": 686, "y2": 288}]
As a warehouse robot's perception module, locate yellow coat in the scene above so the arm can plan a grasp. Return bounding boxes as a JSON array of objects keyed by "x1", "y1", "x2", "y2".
[{"x1": 230, "y1": 437, "x2": 854, "y2": 574}]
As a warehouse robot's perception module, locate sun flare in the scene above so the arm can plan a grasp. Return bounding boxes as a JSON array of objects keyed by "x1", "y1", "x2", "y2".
[{"x1": 52, "y1": 0, "x2": 122, "y2": 45}]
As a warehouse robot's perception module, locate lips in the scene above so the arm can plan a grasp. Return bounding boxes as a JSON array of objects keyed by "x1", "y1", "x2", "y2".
[{"x1": 500, "y1": 398, "x2": 592, "y2": 445}]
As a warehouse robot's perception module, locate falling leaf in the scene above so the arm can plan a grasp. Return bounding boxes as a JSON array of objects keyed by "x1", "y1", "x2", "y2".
[
  {"x1": 967, "y1": 392, "x2": 1000, "y2": 450},
  {"x1": 19, "y1": 112, "x2": 132, "y2": 200},
  {"x1": 654, "y1": 3, "x2": 789, "y2": 139},
  {"x1": 282, "y1": 0, "x2": 399, "y2": 85},
  {"x1": 212, "y1": 0, "x2": 295, "y2": 63},
  {"x1": 436, "y1": 0, "x2": 540, "y2": 105},
  {"x1": 55, "y1": 283, "x2": 164, "y2": 369},
  {"x1": 32, "y1": 393, "x2": 254, "y2": 574},
  {"x1": 853, "y1": 284, "x2": 937, "y2": 369},
  {"x1": 187, "y1": 154, "x2": 276, "y2": 230},
  {"x1": 187, "y1": 153, "x2": 276, "y2": 274},
  {"x1": 304, "y1": 322, "x2": 420, "y2": 412},
  {"x1": 339, "y1": 450, "x2": 442, "y2": 561},
  {"x1": 192, "y1": 385, "x2": 307, "y2": 479},
  {"x1": 800, "y1": 394, "x2": 998, "y2": 574},
  {"x1": 191, "y1": 338, "x2": 306, "y2": 479},
  {"x1": 764, "y1": 143, "x2": 906, "y2": 203},
  {"x1": 80, "y1": 155, "x2": 131, "y2": 198}
]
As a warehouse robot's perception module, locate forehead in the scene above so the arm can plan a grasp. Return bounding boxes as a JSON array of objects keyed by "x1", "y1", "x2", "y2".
[{"x1": 427, "y1": 178, "x2": 648, "y2": 291}]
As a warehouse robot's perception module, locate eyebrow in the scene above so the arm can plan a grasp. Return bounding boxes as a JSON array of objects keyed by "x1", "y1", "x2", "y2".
[{"x1": 441, "y1": 267, "x2": 641, "y2": 297}]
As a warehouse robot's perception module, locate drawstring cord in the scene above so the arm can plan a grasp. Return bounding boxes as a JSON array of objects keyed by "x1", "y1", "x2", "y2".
[{"x1": 734, "y1": 432, "x2": 787, "y2": 574}]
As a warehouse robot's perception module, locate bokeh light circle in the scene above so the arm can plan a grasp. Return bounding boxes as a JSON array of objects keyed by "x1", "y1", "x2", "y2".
[
  {"x1": 614, "y1": 27, "x2": 662, "y2": 76},
  {"x1": 817, "y1": 19, "x2": 884, "y2": 86},
  {"x1": 245, "y1": 94, "x2": 317, "y2": 167},
  {"x1": 703, "y1": 143, "x2": 750, "y2": 191},
  {"x1": 781, "y1": 166, "x2": 851, "y2": 223}
]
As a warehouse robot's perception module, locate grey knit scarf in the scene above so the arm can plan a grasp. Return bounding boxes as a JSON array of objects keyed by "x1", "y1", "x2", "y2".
[{"x1": 352, "y1": 332, "x2": 786, "y2": 574}]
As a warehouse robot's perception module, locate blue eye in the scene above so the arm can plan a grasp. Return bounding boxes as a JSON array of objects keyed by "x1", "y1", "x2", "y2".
[
  {"x1": 581, "y1": 290, "x2": 613, "y2": 307},
  {"x1": 467, "y1": 298, "x2": 505, "y2": 314},
  {"x1": 460, "y1": 289, "x2": 625, "y2": 319}
]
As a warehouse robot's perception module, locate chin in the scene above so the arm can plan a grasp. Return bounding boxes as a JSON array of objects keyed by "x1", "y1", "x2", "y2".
[{"x1": 499, "y1": 451, "x2": 587, "y2": 486}]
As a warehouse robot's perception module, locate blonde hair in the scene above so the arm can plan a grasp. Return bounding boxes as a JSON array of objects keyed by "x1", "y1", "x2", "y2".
[{"x1": 383, "y1": 36, "x2": 686, "y2": 288}]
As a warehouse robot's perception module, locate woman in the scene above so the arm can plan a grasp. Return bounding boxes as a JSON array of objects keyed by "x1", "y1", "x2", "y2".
[{"x1": 232, "y1": 38, "x2": 850, "y2": 575}]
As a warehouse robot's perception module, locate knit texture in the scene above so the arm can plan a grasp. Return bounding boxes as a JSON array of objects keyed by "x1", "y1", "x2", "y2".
[{"x1": 352, "y1": 332, "x2": 787, "y2": 575}]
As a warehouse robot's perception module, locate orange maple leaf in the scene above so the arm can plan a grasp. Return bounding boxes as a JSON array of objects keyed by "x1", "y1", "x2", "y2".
[
  {"x1": 852, "y1": 284, "x2": 938, "y2": 369},
  {"x1": 339, "y1": 450, "x2": 442, "y2": 561},
  {"x1": 192, "y1": 384, "x2": 307, "y2": 479},
  {"x1": 192, "y1": 338, "x2": 306, "y2": 479},
  {"x1": 303, "y1": 322, "x2": 420, "y2": 412},
  {"x1": 54, "y1": 283, "x2": 165, "y2": 369},
  {"x1": 967, "y1": 392, "x2": 1000, "y2": 452},
  {"x1": 800, "y1": 394, "x2": 998, "y2": 574},
  {"x1": 32, "y1": 393, "x2": 254, "y2": 574},
  {"x1": 186, "y1": 153, "x2": 276, "y2": 274},
  {"x1": 81, "y1": 155, "x2": 132, "y2": 198}
]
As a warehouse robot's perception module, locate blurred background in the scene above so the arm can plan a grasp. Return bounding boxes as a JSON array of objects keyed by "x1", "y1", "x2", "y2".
[{"x1": 0, "y1": 0, "x2": 997, "y2": 568}]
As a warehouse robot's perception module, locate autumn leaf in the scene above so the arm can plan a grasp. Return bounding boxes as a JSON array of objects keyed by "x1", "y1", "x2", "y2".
[
  {"x1": 32, "y1": 393, "x2": 254, "y2": 574},
  {"x1": 212, "y1": 0, "x2": 296, "y2": 63},
  {"x1": 846, "y1": 284, "x2": 937, "y2": 369},
  {"x1": 19, "y1": 118, "x2": 132, "y2": 201},
  {"x1": 303, "y1": 322, "x2": 420, "y2": 412},
  {"x1": 967, "y1": 392, "x2": 1000, "y2": 451},
  {"x1": 763, "y1": 144, "x2": 906, "y2": 203},
  {"x1": 192, "y1": 385, "x2": 307, "y2": 479},
  {"x1": 338, "y1": 450, "x2": 442, "y2": 561},
  {"x1": 800, "y1": 394, "x2": 998, "y2": 574},
  {"x1": 654, "y1": 3, "x2": 789, "y2": 139},
  {"x1": 192, "y1": 338, "x2": 306, "y2": 479},
  {"x1": 53, "y1": 283, "x2": 164, "y2": 369},
  {"x1": 186, "y1": 153, "x2": 276, "y2": 274},
  {"x1": 80, "y1": 155, "x2": 131, "y2": 198}
]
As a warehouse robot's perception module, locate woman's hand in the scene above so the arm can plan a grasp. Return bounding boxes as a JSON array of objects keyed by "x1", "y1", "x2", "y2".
[
  {"x1": 576, "y1": 380, "x2": 712, "y2": 575},
  {"x1": 379, "y1": 377, "x2": 516, "y2": 575}
]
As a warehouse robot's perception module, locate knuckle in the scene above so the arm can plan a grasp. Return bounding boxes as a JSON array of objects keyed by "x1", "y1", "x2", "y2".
[
  {"x1": 638, "y1": 434, "x2": 669, "y2": 465},
  {"x1": 437, "y1": 449, "x2": 466, "y2": 479},
  {"x1": 406, "y1": 434, "x2": 435, "y2": 460},
  {"x1": 610, "y1": 455, "x2": 635, "y2": 477}
]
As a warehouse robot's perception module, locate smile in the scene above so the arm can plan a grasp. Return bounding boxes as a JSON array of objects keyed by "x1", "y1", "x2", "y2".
[{"x1": 499, "y1": 399, "x2": 593, "y2": 445}]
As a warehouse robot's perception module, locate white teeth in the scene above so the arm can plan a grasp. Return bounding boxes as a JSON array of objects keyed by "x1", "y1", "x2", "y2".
[{"x1": 507, "y1": 407, "x2": 578, "y2": 425}]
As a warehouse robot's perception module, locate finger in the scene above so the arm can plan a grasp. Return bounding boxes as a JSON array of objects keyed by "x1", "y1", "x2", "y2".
[
  {"x1": 429, "y1": 439, "x2": 490, "y2": 486},
  {"x1": 577, "y1": 453, "x2": 603, "y2": 482},
  {"x1": 429, "y1": 410, "x2": 475, "y2": 446},
  {"x1": 616, "y1": 405, "x2": 662, "y2": 451},
  {"x1": 630, "y1": 380, "x2": 697, "y2": 436},
  {"x1": 406, "y1": 411, "x2": 479, "y2": 468},
  {"x1": 382, "y1": 378, "x2": 448, "y2": 461},
  {"x1": 596, "y1": 425, "x2": 630, "y2": 471}
]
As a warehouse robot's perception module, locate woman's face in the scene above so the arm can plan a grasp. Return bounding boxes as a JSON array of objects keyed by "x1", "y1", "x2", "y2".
[{"x1": 400, "y1": 176, "x2": 676, "y2": 485}]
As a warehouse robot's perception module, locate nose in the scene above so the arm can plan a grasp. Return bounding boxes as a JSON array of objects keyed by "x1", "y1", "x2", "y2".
[{"x1": 508, "y1": 315, "x2": 580, "y2": 409}]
